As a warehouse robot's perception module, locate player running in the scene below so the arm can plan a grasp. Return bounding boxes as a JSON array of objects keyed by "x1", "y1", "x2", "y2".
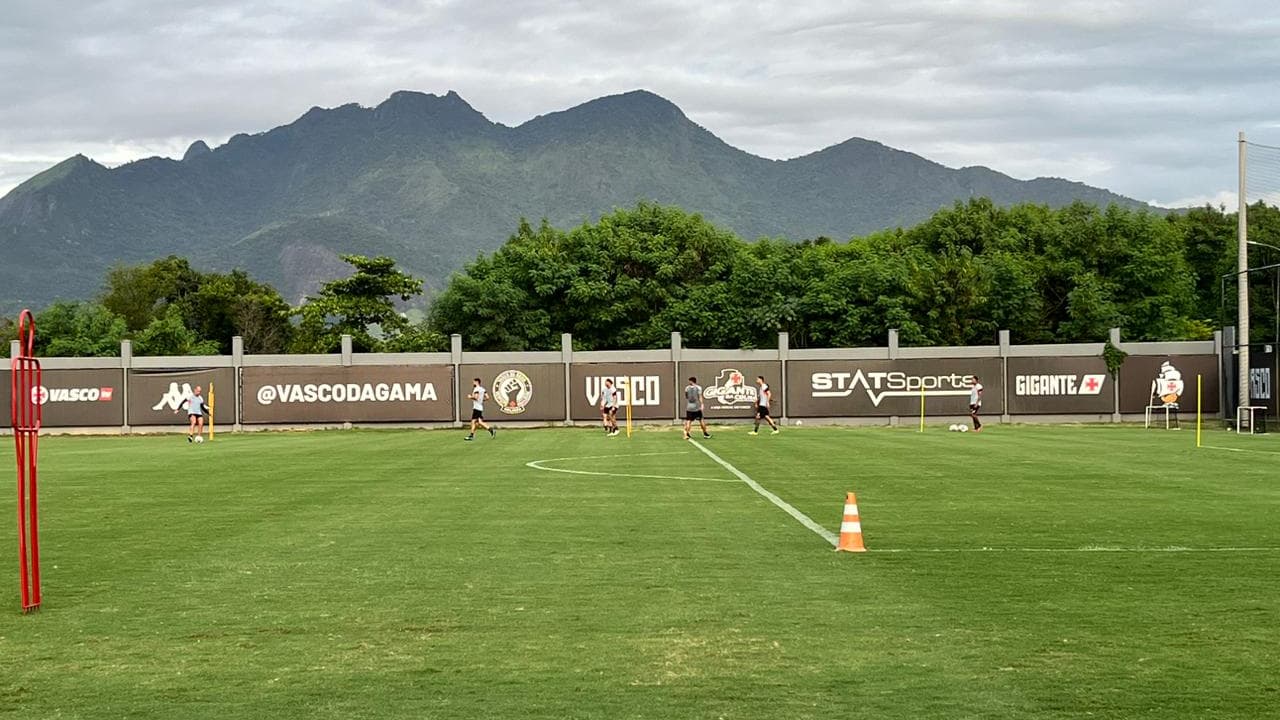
[
  {"x1": 683, "y1": 376, "x2": 711, "y2": 441},
  {"x1": 968, "y1": 375, "x2": 984, "y2": 432},
  {"x1": 600, "y1": 378, "x2": 620, "y2": 436},
  {"x1": 465, "y1": 377, "x2": 497, "y2": 441},
  {"x1": 749, "y1": 375, "x2": 780, "y2": 435},
  {"x1": 174, "y1": 385, "x2": 208, "y2": 443}
]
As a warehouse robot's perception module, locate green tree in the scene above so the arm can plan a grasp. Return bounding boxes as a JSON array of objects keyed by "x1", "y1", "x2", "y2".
[
  {"x1": 381, "y1": 321, "x2": 450, "y2": 353},
  {"x1": 134, "y1": 305, "x2": 221, "y2": 356},
  {"x1": 1176, "y1": 205, "x2": 1235, "y2": 324},
  {"x1": 33, "y1": 302, "x2": 129, "y2": 357},
  {"x1": 182, "y1": 270, "x2": 293, "y2": 354},
  {"x1": 430, "y1": 205, "x2": 744, "y2": 350},
  {"x1": 294, "y1": 255, "x2": 423, "y2": 352},
  {"x1": 101, "y1": 256, "x2": 202, "y2": 333},
  {"x1": 421, "y1": 200, "x2": 1247, "y2": 349},
  {"x1": 102, "y1": 258, "x2": 292, "y2": 353}
]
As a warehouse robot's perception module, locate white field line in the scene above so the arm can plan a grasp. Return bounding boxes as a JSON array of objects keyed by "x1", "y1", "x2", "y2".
[
  {"x1": 525, "y1": 452, "x2": 739, "y2": 484},
  {"x1": 528, "y1": 449, "x2": 1279, "y2": 555},
  {"x1": 870, "y1": 546, "x2": 1280, "y2": 554},
  {"x1": 688, "y1": 439, "x2": 839, "y2": 547},
  {"x1": 1200, "y1": 444, "x2": 1280, "y2": 456}
]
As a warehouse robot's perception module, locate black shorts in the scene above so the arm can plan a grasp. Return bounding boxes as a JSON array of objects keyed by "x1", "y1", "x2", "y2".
[
  {"x1": 603, "y1": 407, "x2": 617, "y2": 417},
  {"x1": 685, "y1": 410, "x2": 703, "y2": 422},
  {"x1": 969, "y1": 404, "x2": 981, "y2": 414},
  {"x1": 471, "y1": 409, "x2": 485, "y2": 420},
  {"x1": 188, "y1": 414, "x2": 203, "y2": 420},
  {"x1": 756, "y1": 405, "x2": 771, "y2": 418}
]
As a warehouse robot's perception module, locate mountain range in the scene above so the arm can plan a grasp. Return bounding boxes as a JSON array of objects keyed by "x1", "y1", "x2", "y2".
[{"x1": 0, "y1": 89, "x2": 1146, "y2": 312}]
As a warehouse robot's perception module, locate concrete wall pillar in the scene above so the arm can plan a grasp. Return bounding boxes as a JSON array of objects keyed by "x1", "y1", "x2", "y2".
[
  {"x1": 561, "y1": 333, "x2": 573, "y2": 425},
  {"x1": 1109, "y1": 328, "x2": 1122, "y2": 422},
  {"x1": 778, "y1": 331, "x2": 790, "y2": 423},
  {"x1": 340, "y1": 335, "x2": 353, "y2": 367},
  {"x1": 999, "y1": 330, "x2": 1011, "y2": 424},
  {"x1": 120, "y1": 339, "x2": 133, "y2": 433},
  {"x1": 231, "y1": 336, "x2": 244, "y2": 431}
]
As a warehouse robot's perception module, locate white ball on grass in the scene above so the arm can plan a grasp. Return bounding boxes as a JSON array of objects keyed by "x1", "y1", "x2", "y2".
[
  {"x1": 795, "y1": 420, "x2": 802, "y2": 426},
  {"x1": 958, "y1": 425, "x2": 969, "y2": 433},
  {"x1": 195, "y1": 435, "x2": 204, "y2": 443}
]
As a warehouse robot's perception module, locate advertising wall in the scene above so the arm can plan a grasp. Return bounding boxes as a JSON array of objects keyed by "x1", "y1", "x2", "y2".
[
  {"x1": 4, "y1": 338, "x2": 1232, "y2": 432},
  {"x1": 0, "y1": 368, "x2": 126, "y2": 427},
  {"x1": 678, "y1": 361, "x2": 783, "y2": 419},
  {"x1": 1118, "y1": 355, "x2": 1220, "y2": 414},
  {"x1": 459, "y1": 363, "x2": 566, "y2": 421},
  {"x1": 241, "y1": 366, "x2": 454, "y2": 423},
  {"x1": 1006, "y1": 357, "x2": 1113, "y2": 414},
  {"x1": 569, "y1": 362, "x2": 675, "y2": 420},
  {"x1": 787, "y1": 358, "x2": 1003, "y2": 417},
  {"x1": 128, "y1": 368, "x2": 237, "y2": 426}
]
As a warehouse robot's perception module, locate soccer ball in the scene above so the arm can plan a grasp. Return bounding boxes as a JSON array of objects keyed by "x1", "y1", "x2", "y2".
[
  {"x1": 194, "y1": 435, "x2": 205, "y2": 444},
  {"x1": 794, "y1": 420, "x2": 802, "y2": 426},
  {"x1": 958, "y1": 425, "x2": 969, "y2": 433},
  {"x1": 947, "y1": 424, "x2": 958, "y2": 432}
]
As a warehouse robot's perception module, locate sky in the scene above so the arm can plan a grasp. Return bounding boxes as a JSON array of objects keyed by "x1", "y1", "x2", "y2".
[{"x1": 2, "y1": 0, "x2": 1279, "y2": 206}]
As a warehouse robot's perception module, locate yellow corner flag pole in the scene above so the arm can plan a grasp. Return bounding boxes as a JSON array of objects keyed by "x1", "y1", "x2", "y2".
[
  {"x1": 1196, "y1": 374, "x2": 1202, "y2": 448},
  {"x1": 918, "y1": 385, "x2": 925, "y2": 432},
  {"x1": 625, "y1": 377, "x2": 634, "y2": 438},
  {"x1": 209, "y1": 381, "x2": 216, "y2": 442}
]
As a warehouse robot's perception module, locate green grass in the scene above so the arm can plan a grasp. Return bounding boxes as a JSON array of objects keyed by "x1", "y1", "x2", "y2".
[{"x1": 2, "y1": 424, "x2": 1279, "y2": 719}]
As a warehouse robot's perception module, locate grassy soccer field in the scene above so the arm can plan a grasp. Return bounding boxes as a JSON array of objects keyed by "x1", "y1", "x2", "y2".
[{"x1": 1, "y1": 424, "x2": 1278, "y2": 719}]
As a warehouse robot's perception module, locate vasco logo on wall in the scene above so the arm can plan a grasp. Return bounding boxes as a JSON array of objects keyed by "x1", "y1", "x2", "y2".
[
  {"x1": 1150, "y1": 361, "x2": 1185, "y2": 406},
  {"x1": 583, "y1": 376, "x2": 662, "y2": 406},
  {"x1": 493, "y1": 369, "x2": 533, "y2": 415},
  {"x1": 32, "y1": 386, "x2": 115, "y2": 405},
  {"x1": 703, "y1": 368, "x2": 758, "y2": 409}
]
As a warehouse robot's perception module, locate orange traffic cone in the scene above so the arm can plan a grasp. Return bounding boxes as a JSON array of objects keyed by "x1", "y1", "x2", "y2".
[{"x1": 835, "y1": 492, "x2": 866, "y2": 552}]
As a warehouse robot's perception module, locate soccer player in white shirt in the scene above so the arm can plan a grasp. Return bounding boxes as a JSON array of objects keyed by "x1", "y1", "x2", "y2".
[
  {"x1": 968, "y1": 376, "x2": 984, "y2": 432},
  {"x1": 465, "y1": 377, "x2": 497, "y2": 441},
  {"x1": 599, "y1": 378, "x2": 620, "y2": 437},
  {"x1": 749, "y1": 376, "x2": 780, "y2": 435}
]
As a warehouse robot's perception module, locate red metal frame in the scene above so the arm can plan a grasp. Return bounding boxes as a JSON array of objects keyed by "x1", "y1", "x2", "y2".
[{"x1": 12, "y1": 310, "x2": 42, "y2": 613}]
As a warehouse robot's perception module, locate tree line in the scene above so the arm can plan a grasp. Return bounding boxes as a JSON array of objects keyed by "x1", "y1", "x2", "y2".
[
  {"x1": 3, "y1": 255, "x2": 445, "y2": 357},
  {"x1": 4, "y1": 199, "x2": 1277, "y2": 356},
  {"x1": 428, "y1": 200, "x2": 1279, "y2": 350}
]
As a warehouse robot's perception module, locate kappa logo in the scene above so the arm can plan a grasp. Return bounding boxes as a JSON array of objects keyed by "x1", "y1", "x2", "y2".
[
  {"x1": 811, "y1": 370, "x2": 973, "y2": 407},
  {"x1": 32, "y1": 386, "x2": 114, "y2": 405},
  {"x1": 703, "y1": 368, "x2": 757, "y2": 407},
  {"x1": 493, "y1": 369, "x2": 533, "y2": 415},
  {"x1": 153, "y1": 382, "x2": 195, "y2": 412}
]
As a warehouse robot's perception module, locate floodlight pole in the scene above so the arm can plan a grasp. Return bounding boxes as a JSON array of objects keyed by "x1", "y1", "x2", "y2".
[{"x1": 1237, "y1": 131, "x2": 1249, "y2": 420}]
